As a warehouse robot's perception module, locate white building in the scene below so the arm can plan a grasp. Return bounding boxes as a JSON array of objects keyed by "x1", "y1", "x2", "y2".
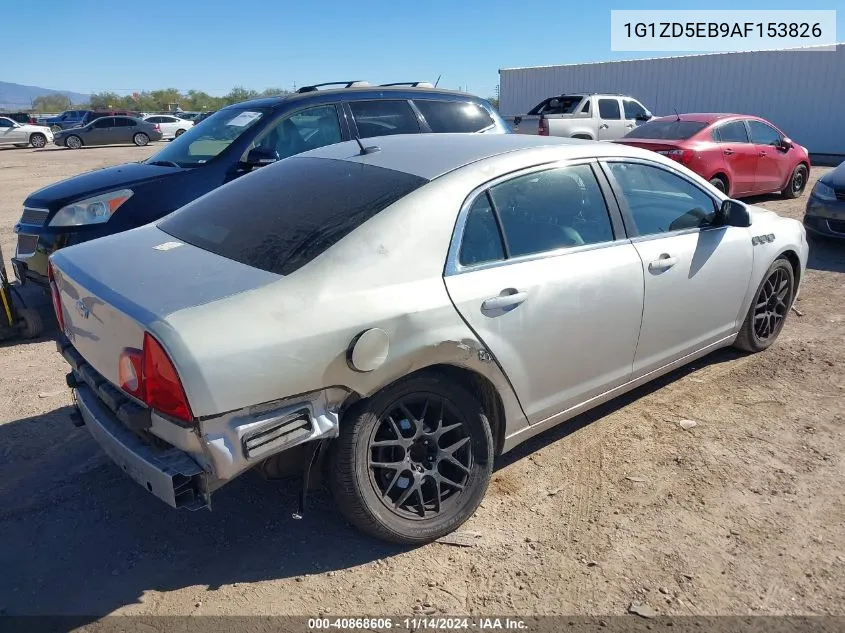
[{"x1": 499, "y1": 44, "x2": 845, "y2": 155}]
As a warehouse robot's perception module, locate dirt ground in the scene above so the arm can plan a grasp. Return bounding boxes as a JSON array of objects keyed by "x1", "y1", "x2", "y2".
[{"x1": 0, "y1": 144, "x2": 843, "y2": 619}]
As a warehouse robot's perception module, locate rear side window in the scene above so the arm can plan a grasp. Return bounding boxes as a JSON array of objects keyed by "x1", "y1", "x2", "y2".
[
  {"x1": 459, "y1": 194, "x2": 505, "y2": 266},
  {"x1": 158, "y1": 157, "x2": 428, "y2": 276},
  {"x1": 598, "y1": 99, "x2": 621, "y2": 120},
  {"x1": 715, "y1": 121, "x2": 750, "y2": 143},
  {"x1": 146, "y1": 116, "x2": 162, "y2": 123},
  {"x1": 625, "y1": 120, "x2": 707, "y2": 140},
  {"x1": 414, "y1": 100, "x2": 494, "y2": 133},
  {"x1": 349, "y1": 100, "x2": 420, "y2": 138},
  {"x1": 92, "y1": 117, "x2": 114, "y2": 128}
]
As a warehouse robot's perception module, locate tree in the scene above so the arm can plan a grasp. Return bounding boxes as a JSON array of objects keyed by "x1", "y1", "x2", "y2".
[{"x1": 31, "y1": 94, "x2": 72, "y2": 113}]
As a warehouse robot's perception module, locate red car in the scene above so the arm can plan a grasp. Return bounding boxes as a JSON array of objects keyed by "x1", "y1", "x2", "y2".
[{"x1": 615, "y1": 113, "x2": 810, "y2": 199}]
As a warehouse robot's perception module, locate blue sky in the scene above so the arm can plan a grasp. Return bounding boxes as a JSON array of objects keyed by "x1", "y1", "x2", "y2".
[{"x1": 3, "y1": 0, "x2": 842, "y2": 99}]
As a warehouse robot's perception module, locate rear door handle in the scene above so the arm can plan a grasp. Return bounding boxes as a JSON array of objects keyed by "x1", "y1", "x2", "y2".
[
  {"x1": 599, "y1": 123, "x2": 609, "y2": 129},
  {"x1": 758, "y1": 151, "x2": 767, "y2": 157},
  {"x1": 625, "y1": 123, "x2": 635, "y2": 128},
  {"x1": 481, "y1": 289, "x2": 528, "y2": 311},
  {"x1": 648, "y1": 254, "x2": 677, "y2": 272},
  {"x1": 723, "y1": 148, "x2": 734, "y2": 156}
]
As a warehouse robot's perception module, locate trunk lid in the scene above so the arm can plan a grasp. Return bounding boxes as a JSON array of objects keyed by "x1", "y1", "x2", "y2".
[{"x1": 50, "y1": 224, "x2": 280, "y2": 388}]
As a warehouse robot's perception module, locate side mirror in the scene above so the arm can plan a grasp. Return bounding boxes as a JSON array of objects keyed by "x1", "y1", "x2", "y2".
[
  {"x1": 717, "y1": 199, "x2": 751, "y2": 228},
  {"x1": 780, "y1": 137, "x2": 793, "y2": 150},
  {"x1": 244, "y1": 146, "x2": 280, "y2": 169}
]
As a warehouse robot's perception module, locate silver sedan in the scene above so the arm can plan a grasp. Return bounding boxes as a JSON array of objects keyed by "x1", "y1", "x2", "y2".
[{"x1": 49, "y1": 134, "x2": 808, "y2": 544}]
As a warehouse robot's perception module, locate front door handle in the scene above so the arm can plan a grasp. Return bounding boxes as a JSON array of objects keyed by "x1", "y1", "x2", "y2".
[
  {"x1": 648, "y1": 254, "x2": 677, "y2": 272},
  {"x1": 758, "y1": 151, "x2": 767, "y2": 157},
  {"x1": 723, "y1": 148, "x2": 734, "y2": 156},
  {"x1": 481, "y1": 289, "x2": 528, "y2": 312},
  {"x1": 599, "y1": 123, "x2": 609, "y2": 129}
]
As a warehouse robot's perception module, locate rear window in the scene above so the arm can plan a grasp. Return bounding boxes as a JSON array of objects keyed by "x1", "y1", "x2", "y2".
[
  {"x1": 528, "y1": 95, "x2": 584, "y2": 116},
  {"x1": 624, "y1": 120, "x2": 707, "y2": 140},
  {"x1": 414, "y1": 100, "x2": 494, "y2": 133},
  {"x1": 158, "y1": 157, "x2": 428, "y2": 276}
]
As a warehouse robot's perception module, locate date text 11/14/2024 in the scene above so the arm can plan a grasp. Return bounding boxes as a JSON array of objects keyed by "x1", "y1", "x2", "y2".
[{"x1": 307, "y1": 617, "x2": 528, "y2": 630}]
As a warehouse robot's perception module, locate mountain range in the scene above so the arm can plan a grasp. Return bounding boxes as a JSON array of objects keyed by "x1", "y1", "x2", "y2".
[{"x1": 0, "y1": 81, "x2": 89, "y2": 110}]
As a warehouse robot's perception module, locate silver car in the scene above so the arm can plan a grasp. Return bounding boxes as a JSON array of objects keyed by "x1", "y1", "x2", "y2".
[
  {"x1": 54, "y1": 116, "x2": 163, "y2": 149},
  {"x1": 49, "y1": 134, "x2": 808, "y2": 544}
]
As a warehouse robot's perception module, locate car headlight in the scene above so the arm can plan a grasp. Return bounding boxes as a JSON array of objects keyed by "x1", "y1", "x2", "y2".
[
  {"x1": 812, "y1": 181, "x2": 836, "y2": 201},
  {"x1": 49, "y1": 189, "x2": 133, "y2": 227}
]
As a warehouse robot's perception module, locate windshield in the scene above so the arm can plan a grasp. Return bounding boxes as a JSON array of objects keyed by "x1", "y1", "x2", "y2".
[
  {"x1": 625, "y1": 120, "x2": 708, "y2": 140},
  {"x1": 159, "y1": 157, "x2": 428, "y2": 276},
  {"x1": 145, "y1": 107, "x2": 269, "y2": 167}
]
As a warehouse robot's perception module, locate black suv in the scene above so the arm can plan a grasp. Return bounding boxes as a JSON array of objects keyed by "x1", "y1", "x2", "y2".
[{"x1": 13, "y1": 82, "x2": 508, "y2": 287}]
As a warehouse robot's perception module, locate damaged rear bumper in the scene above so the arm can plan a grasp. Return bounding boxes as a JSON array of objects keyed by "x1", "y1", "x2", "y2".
[{"x1": 75, "y1": 384, "x2": 209, "y2": 510}]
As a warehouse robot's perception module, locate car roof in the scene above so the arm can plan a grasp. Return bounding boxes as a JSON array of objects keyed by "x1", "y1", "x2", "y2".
[
  {"x1": 221, "y1": 86, "x2": 488, "y2": 111},
  {"x1": 297, "y1": 133, "x2": 650, "y2": 181},
  {"x1": 650, "y1": 113, "x2": 749, "y2": 124}
]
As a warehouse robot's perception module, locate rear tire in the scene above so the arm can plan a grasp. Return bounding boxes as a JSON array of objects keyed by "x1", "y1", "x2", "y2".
[
  {"x1": 781, "y1": 164, "x2": 808, "y2": 199},
  {"x1": 175, "y1": 128, "x2": 186, "y2": 137},
  {"x1": 734, "y1": 257, "x2": 794, "y2": 353},
  {"x1": 133, "y1": 132, "x2": 150, "y2": 147},
  {"x1": 329, "y1": 373, "x2": 494, "y2": 544},
  {"x1": 29, "y1": 133, "x2": 47, "y2": 149},
  {"x1": 18, "y1": 307, "x2": 43, "y2": 339},
  {"x1": 709, "y1": 175, "x2": 728, "y2": 194},
  {"x1": 65, "y1": 135, "x2": 82, "y2": 149}
]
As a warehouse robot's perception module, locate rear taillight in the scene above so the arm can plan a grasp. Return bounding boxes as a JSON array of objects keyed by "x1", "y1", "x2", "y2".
[
  {"x1": 47, "y1": 260, "x2": 65, "y2": 333},
  {"x1": 538, "y1": 116, "x2": 548, "y2": 136},
  {"x1": 658, "y1": 148, "x2": 693, "y2": 165},
  {"x1": 154, "y1": 124, "x2": 161, "y2": 131},
  {"x1": 118, "y1": 333, "x2": 193, "y2": 423}
]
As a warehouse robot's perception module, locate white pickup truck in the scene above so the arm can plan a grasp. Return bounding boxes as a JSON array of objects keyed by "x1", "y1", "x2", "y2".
[{"x1": 507, "y1": 93, "x2": 654, "y2": 140}]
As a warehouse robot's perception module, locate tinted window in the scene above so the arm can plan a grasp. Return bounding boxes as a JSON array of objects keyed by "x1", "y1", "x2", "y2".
[
  {"x1": 251, "y1": 104, "x2": 342, "y2": 160},
  {"x1": 349, "y1": 100, "x2": 420, "y2": 138},
  {"x1": 748, "y1": 120, "x2": 782, "y2": 146},
  {"x1": 625, "y1": 120, "x2": 707, "y2": 140},
  {"x1": 0, "y1": 118, "x2": 12, "y2": 128},
  {"x1": 92, "y1": 117, "x2": 114, "y2": 128},
  {"x1": 716, "y1": 121, "x2": 750, "y2": 143},
  {"x1": 459, "y1": 194, "x2": 505, "y2": 266},
  {"x1": 528, "y1": 95, "x2": 584, "y2": 116},
  {"x1": 623, "y1": 99, "x2": 648, "y2": 120},
  {"x1": 159, "y1": 157, "x2": 428, "y2": 276},
  {"x1": 414, "y1": 100, "x2": 494, "y2": 133},
  {"x1": 607, "y1": 162, "x2": 717, "y2": 235},
  {"x1": 146, "y1": 116, "x2": 162, "y2": 123},
  {"x1": 114, "y1": 117, "x2": 135, "y2": 127},
  {"x1": 487, "y1": 164, "x2": 614, "y2": 258},
  {"x1": 581, "y1": 100, "x2": 590, "y2": 114},
  {"x1": 598, "y1": 99, "x2": 621, "y2": 120}
]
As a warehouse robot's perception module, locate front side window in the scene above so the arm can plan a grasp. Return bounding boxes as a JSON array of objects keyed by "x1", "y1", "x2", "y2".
[
  {"x1": 606, "y1": 162, "x2": 717, "y2": 236},
  {"x1": 414, "y1": 100, "x2": 494, "y2": 133},
  {"x1": 464, "y1": 164, "x2": 615, "y2": 260},
  {"x1": 598, "y1": 98, "x2": 621, "y2": 120},
  {"x1": 250, "y1": 104, "x2": 342, "y2": 160},
  {"x1": 747, "y1": 120, "x2": 782, "y2": 146},
  {"x1": 145, "y1": 106, "x2": 269, "y2": 167},
  {"x1": 158, "y1": 157, "x2": 428, "y2": 276},
  {"x1": 623, "y1": 99, "x2": 648, "y2": 120},
  {"x1": 0, "y1": 118, "x2": 12, "y2": 128},
  {"x1": 146, "y1": 116, "x2": 162, "y2": 124},
  {"x1": 715, "y1": 120, "x2": 750, "y2": 143},
  {"x1": 349, "y1": 100, "x2": 420, "y2": 138},
  {"x1": 93, "y1": 117, "x2": 114, "y2": 128},
  {"x1": 114, "y1": 117, "x2": 135, "y2": 127}
]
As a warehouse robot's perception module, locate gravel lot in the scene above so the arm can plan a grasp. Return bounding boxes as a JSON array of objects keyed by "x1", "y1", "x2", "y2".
[{"x1": 0, "y1": 145, "x2": 843, "y2": 618}]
